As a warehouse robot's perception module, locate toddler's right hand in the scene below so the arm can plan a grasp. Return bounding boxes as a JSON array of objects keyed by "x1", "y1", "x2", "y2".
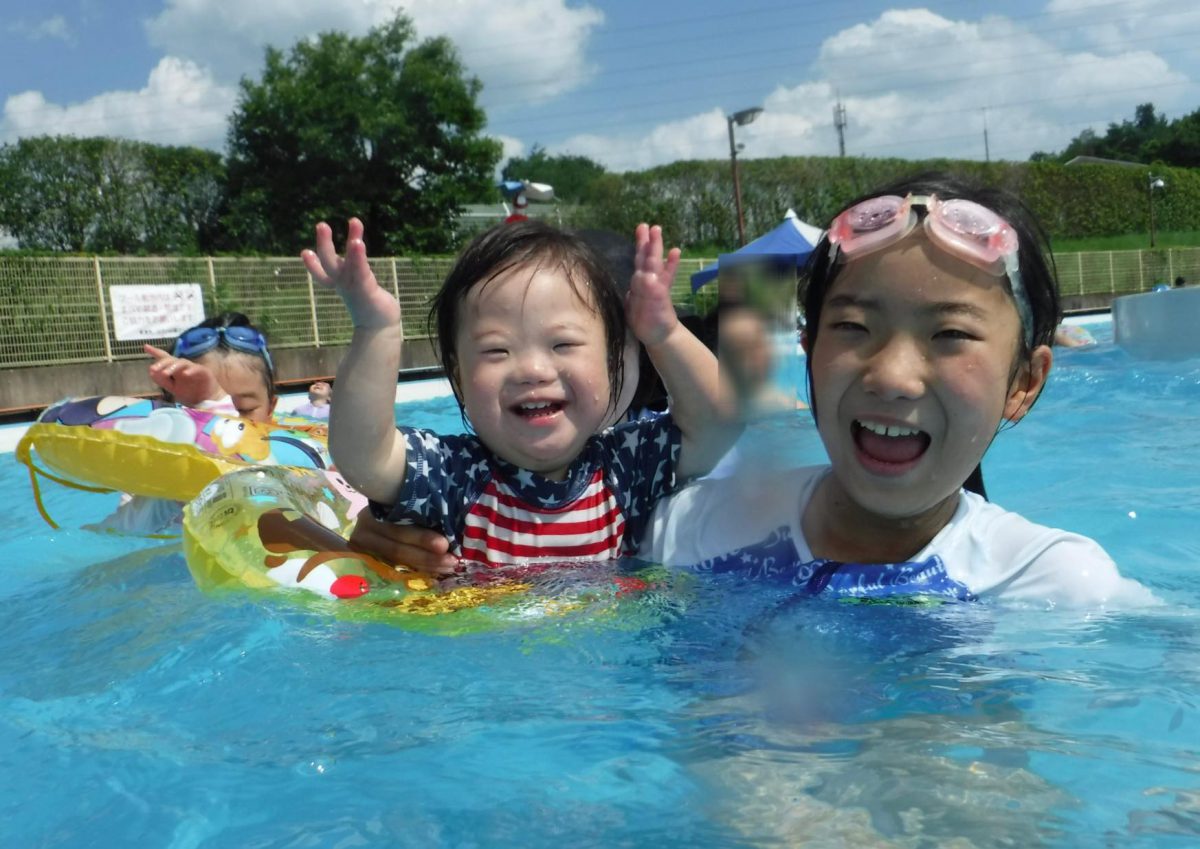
[
  {"x1": 347, "y1": 512, "x2": 462, "y2": 578},
  {"x1": 302, "y1": 218, "x2": 401, "y2": 330}
]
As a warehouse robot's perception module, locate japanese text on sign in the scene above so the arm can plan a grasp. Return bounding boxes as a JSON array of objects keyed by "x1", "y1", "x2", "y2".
[{"x1": 110, "y1": 284, "x2": 206, "y2": 341}]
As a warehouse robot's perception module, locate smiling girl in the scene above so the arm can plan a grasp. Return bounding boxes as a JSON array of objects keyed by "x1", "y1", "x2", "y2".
[{"x1": 640, "y1": 172, "x2": 1153, "y2": 606}]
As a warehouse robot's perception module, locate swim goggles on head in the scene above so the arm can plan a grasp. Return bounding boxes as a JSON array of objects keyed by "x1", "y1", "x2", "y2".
[
  {"x1": 827, "y1": 194, "x2": 1034, "y2": 347},
  {"x1": 173, "y1": 325, "x2": 275, "y2": 375}
]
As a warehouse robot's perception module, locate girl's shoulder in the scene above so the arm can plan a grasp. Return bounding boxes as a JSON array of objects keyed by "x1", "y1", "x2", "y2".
[{"x1": 934, "y1": 493, "x2": 1155, "y2": 607}]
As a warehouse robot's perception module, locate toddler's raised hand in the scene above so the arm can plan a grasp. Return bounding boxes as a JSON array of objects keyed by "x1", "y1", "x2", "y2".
[
  {"x1": 302, "y1": 218, "x2": 401, "y2": 330},
  {"x1": 627, "y1": 223, "x2": 682, "y2": 347}
]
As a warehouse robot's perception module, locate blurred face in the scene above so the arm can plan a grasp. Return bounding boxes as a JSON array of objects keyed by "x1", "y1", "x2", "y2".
[
  {"x1": 199, "y1": 352, "x2": 276, "y2": 422},
  {"x1": 719, "y1": 306, "x2": 775, "y2": 399},
  {"x1": 807, "y1": 232, "x2": 1049, "y2": 523},
  {"x1": 308, "y1": 381, "x2": 332, "y2": 404},
  {"x1": 454, "y1": 262, "x2": 613, "y2": 480}
]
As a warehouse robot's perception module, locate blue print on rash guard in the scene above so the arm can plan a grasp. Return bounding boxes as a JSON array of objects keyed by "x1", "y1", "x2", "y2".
[{"x1": 687, "y1": 526, "x2": 976, "y2": 602}]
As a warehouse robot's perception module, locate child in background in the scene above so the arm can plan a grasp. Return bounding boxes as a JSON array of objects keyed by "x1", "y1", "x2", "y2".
[
  {"x1": 144, "y1": 312, "x2": 277, "y2": 423},
  {"x1": 303, "y1": 218, "x2": 734, "y2": 569},
  {"x1": 97, "y1": 313, "x2": 277, "y2": 534},
  {"x1": 293, "y1": 381, "x2": 332, "y2": 419}
]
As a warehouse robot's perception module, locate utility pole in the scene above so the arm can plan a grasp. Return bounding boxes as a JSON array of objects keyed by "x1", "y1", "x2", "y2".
[
  {"x1": 833, "y1": 98, "x2": 847, "y2": 158},
  {"x1": 983, "y1": 108, "x2": 990, "y2": 163}
]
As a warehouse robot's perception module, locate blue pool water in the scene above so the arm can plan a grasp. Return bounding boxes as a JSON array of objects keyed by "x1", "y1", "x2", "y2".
[{"x1": 2, "y1": 323, "x2": 1199, "y2": 848}]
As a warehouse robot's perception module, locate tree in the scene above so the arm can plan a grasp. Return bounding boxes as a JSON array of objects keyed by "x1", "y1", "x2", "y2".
[
  {"x1": 1037, "y1": 102, "x2": 1193, "y2": 165},
  {"x1": 0, "y1": 136, "x2": 106, "y2": 251},
  {"x1": 501, "y1": 145, "x2": 608, "y2": 203},
  {"x1": 0, "y1": 136, "x2": 224, "y2": 252},
  {"x1": 139, "y1": 145, "x2": 227, "y2": 252},
  {"x1": 222, "y1": 14, "x2": 501, "y2": 255}
]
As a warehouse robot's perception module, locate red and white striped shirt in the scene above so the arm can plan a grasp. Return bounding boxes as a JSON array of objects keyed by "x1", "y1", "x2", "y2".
[
  {"x1": 378, "y1": 414, "x2": 680, "y2": 568},
  {"x1": 461, "y1": 469, "x2": 625, "y2": 564}
]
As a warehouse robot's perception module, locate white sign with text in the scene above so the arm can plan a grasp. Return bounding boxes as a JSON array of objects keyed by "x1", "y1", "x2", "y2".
[{"x1": 110, "y1": 284, "x2": 206, "y2": 341}]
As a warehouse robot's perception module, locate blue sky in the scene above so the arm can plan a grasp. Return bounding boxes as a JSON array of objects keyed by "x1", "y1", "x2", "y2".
[{"x1": 2, "y1": 0, "x2": 1198, "y2": 171}]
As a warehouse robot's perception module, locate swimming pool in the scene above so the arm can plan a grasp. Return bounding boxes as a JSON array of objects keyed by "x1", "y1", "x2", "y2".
[{"x1": 3, "y1": 321, "x2": 1198, "y2": 848}]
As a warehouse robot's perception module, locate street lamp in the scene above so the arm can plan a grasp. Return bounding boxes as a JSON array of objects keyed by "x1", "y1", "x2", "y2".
[
  {"x1": 727, "y1": 106, "x2": 763, "y2": 246},
  {"x1": 1148, "y1": 174, "x2": 1165, "y2": 248}
]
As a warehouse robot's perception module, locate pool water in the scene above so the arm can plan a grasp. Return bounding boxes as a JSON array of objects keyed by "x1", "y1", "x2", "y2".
[{"x1": 2, "y1": 323, "x2": 1199, "y2": 848}]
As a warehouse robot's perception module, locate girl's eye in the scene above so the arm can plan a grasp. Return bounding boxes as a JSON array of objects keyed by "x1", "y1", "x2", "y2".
[
  {"x1": 933, "y1": 328, "x2": 979, "y2": 342},
  {"x1": 481, "y1": 347, "x2": 508, "y2": 356},
  {"x1": 553, "y1": 342, "x2": 581, "y2": 352},
  {"x1": 829, "y1": 320, "x2": 867, "y2": 333}
]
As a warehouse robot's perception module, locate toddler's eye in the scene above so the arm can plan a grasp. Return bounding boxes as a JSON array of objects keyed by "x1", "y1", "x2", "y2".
[
  {"x1": 553, "y1": 341, "x2": 581, "y2": 352},
  {"x1": 481, "y1": 348, "x2": 508, "y2": 358}
]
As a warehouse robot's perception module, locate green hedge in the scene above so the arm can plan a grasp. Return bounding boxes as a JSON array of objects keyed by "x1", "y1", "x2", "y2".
[{"x1": 579, "y1": 157, "x2": 1200, "y2": 252}]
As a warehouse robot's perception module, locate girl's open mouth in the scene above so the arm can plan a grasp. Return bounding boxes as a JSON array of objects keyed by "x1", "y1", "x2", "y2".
[
  {"x1": 512, "y1": 400, "x2": 564, "y2": 423},
  {"x1": 852, "y1": 419, "x2": 931, "y2": 472}
]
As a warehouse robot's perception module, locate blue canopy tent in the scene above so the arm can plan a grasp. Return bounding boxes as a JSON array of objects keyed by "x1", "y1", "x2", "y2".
[{"x1": 690, "y1": 210, "x2": 824, "y2": 292}]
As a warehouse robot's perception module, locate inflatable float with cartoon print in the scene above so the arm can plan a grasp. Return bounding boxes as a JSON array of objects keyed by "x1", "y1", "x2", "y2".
[
  {"x1": 15, "y1": 395, "x2": 331, "y2": 526},
  {"x1": 183, "y1": 465, "x2": 678, "y2": 634}
]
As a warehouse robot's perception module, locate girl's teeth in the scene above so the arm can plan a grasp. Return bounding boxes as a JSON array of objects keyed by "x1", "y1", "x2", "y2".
[{"x1": 859, "y1": 420, "x2": 920, "y2": 438}]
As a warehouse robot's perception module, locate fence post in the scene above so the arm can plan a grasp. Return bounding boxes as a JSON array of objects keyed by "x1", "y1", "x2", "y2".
[
  {"x1": 1137, "y1": 250, "x2": 1143, "y2": 292},
  {"x1": 1076, "y1": 253, "x2": 1083, "y2": 297},
  {"x1": 1108, "y1": 251, "x2": 1115, "y2": 294},
  {"x1": 93, "y1": 257, "x2": 114, "y2": 363},
  {"x1": 390, "y1": 258, "x2": 400, "y2": 300},
  {"x1": 1168, "y1": 249, "x2": 1174, "y2": 282},
  {"x1": 205, "y1": 257, "x2": 218, "y2": 313},
  {"x1": 306, "y1": 269, "x2": 321, "y2": 347}
]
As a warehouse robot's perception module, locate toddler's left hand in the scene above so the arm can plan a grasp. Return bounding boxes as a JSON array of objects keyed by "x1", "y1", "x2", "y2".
[
  {"x1": 627, "y1": 223, "x2": 681, "y2": 347},
  {"x1": 302, "y1": 218, "x2": 400, "y2": 330}
]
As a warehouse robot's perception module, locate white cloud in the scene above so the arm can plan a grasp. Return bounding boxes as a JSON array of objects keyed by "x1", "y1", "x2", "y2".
[
  {"x1": 494, "y1": 134, "x2": 527, "y2": 164},
  {"x1": 144, "y1": 0, "x2": 602, "y2": 104},
  {"x1": 557, "y1": 109, "x2": 731, "y2": 172},
  {"x1": 809, "y1": 8, "x2": 1189, "y2": 159},
  {"x1": 2, "y1": 57, "x2": 237, "y2": 149},
  {"x1": 8, "y1": 15, "x2": 72, "y2": 43},
  {"x1": 548, "y1": 7, "x2": 1191, "y2": 170},
  {"x1": 1046, "y1": 0, "x2": 1200, "y2": 44}
]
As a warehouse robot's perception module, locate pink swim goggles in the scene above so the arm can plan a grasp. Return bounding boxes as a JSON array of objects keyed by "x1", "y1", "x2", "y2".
[{"x1": 827, "y1": 194, "x2": 1033, "y2": 347}]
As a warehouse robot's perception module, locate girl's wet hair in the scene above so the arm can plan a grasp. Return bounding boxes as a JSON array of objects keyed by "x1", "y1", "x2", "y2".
[
  {"x1": 430, "y1": 220, "x2": 627, "y2": 419},
  {"x1": 801, "y1": 171, "x2": 1061, "y2": 356}
]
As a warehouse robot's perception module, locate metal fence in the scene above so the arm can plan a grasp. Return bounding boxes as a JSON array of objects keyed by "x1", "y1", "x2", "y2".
[{"x1": 1, "y1": 248, "x2": 1197, "y2": 369}]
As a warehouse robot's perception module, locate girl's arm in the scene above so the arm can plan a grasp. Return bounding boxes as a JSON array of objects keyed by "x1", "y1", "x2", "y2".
[
  {"x1": 302, "y1": 219, "x2": 408, "y2": 504},
  {"x1": 144, "y1": 344, "x2": 225, "y2": 407},
  {"x1": 627, "y1": 224, "x2": 739, "y2": 480}
]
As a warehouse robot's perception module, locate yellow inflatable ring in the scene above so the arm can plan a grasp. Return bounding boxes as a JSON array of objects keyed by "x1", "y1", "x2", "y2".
[
  {"x1": 16, "y1": 395, "x2": 331, "y2": 527},
  {"x1": 183, "y1": 465, "x2": 676, "y2": 634}
]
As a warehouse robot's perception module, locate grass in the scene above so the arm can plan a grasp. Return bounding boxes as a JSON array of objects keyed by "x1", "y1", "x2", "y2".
[{"x1": 1052, "y1": 231, "x2": 1200, "y2": 252}]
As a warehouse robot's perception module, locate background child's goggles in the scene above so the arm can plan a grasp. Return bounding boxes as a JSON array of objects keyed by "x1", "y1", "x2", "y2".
[
  {"x1": 174, "y1": 326, "x2": 275, "y2": 375},
  {"x1": 827, "y1": 194, "x2": 1034, "y2": 346}
]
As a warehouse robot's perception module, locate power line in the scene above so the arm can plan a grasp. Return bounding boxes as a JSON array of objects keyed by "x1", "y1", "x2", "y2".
[
  {"x1": 3, "y1": 2, "x2": 1196, "y2": 169},
  {"x1": 5, "y1": 2, "x2": 1193, "y2": 127}
]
